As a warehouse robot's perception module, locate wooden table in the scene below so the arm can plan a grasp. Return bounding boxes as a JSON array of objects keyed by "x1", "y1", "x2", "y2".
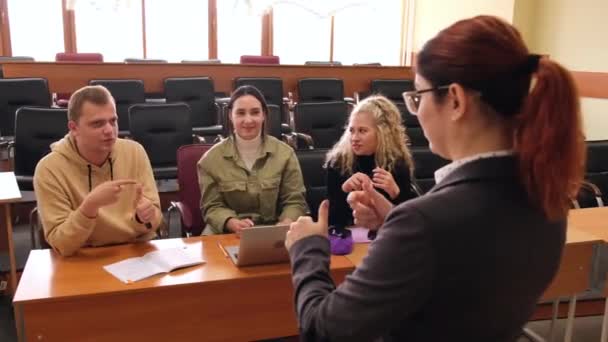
[
  {"x1": 0, "y1": 172, "x2": 22, "y2": 295},
  {"x1": 567, "y1": 207, "x2": 608, "y2": 342},
  {"x1": 568, "y1": 207, "x2": 608, "y2": 239},
  {"x1": 13, "y1": 234, "x2": 354, "y2": 342}
]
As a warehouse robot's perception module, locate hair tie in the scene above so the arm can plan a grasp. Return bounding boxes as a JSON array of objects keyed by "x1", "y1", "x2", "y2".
[{"x1": 521, "y1": 54, "x2": 541, "y2": 74}]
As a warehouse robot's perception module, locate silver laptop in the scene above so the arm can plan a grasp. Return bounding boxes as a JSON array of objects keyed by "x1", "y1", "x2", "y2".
[{"x1": 225, "y1": 225, "x2": 290, "y2": 267}]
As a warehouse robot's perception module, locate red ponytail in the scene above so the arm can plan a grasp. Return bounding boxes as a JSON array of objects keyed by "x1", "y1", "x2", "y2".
[{"x1": 516, "y1": 58, "x2": 585, "y2": 220}]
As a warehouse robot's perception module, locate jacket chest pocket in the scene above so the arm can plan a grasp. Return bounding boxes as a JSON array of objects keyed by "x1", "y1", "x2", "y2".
[
  {"x1": 218, "y1": 181, "x2": 255, "y2": 212},
  {"x1": 259, "y1": 177, "x2": 281, "y2": 217}
]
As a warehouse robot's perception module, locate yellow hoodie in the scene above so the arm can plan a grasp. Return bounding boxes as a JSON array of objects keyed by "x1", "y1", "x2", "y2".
[{"x1": 34, "y1": 135, "x2": 161, "y2": 256}]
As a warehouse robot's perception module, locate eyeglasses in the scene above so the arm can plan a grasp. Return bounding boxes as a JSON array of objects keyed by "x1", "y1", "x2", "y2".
[{"x1": 402, "y1": 85, "x2": 450, "y2": 115}]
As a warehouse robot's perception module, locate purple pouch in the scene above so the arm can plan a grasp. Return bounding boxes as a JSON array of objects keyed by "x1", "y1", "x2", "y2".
[{"x1": 329, "y1": 227, "x2": 354, "y2": 255}]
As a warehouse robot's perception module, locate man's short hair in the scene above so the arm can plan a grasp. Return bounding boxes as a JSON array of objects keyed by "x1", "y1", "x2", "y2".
[{"x1": 67, "y1": 85, "x2": 114, "y2": 122}]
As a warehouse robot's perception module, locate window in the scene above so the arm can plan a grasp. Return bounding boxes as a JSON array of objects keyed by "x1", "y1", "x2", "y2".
[
  {"x1": 145, "y1": 0, "x2": 209, "y2": 62},
  {"x1": 273, "y1": 2, "x2": 331, "y2": 65},
  {"x1": 333, "y1": 1, "x2": 403, "y2": 66},
  {"x1": 217, "y1": 1, "x2": 263, "y2": 63},
  {"x1": 7, "y1": 0, "x2": 64, "y2": 61},
  {"x1": 74, "y1": 0, "x2": 143, "y2": 62}
]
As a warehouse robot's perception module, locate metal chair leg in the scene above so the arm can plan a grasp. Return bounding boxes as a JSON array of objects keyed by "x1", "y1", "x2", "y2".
[
  {"x1": 548, "y1": 298, "x2": 560, "y2": 342},
  {"x1": 564, "y1": 294, "x2": 577, "y2": 342},
  {"x1": 601, "y1": 297, "x2": 608, "y2": 342}
]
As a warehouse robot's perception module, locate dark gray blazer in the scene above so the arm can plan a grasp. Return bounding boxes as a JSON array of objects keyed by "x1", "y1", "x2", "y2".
[{"x1": 289, "y1": 156, "x2": 566, "y2": 342}]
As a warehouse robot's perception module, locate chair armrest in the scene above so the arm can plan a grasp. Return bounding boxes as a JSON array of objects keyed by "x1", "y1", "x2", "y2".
[
  {"x1": 192, "y1": 134, "x2": 206, "y2": 144},
  {"x1": 213, "y1": 102, "x2": 223, "y2": 126},
  {"x1": 344, "y1": 97, "x2": 356, "y2": 104},
  {"x1": 169, "y1": 201, "x2": 194, "y2": 237},
  {"x1": 581, "y1": 180, "x2": 604, "y2": 207},
  {"x1": 292, "y1": 132, "x2": 315, "y2": 149},
  {"x1": 410, "y1": 181, "x2": 424, "y2": 197}
]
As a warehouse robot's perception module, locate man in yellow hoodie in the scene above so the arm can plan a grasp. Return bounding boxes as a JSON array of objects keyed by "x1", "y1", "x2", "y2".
[{"x1": 34, "y1": 85, "x2": 163, "y2": 256}]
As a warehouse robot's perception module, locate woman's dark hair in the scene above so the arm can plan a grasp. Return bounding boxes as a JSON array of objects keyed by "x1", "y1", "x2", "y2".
[
  {"x1": 417, "y1": 15, "x2": 585, "y2": 221},
  {"x1": 227, "y1": 85, "x2": 269, "y2": 139}
]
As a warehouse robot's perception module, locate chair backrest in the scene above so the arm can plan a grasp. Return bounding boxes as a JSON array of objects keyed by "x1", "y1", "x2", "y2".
[
  {"x1": 266, "y1": 104, "x2": 282, "y2": 140},
  {"x1": 240, "y1": 55, "x2": 280, "y2": 64},
  {"x1": 89, "y1": 79, "x2": 146, "y2": 132},
  {"x1": 411, "y1": 147, "x2": 450, "y2": 193},
  {"x1": 124, "y1": 58, "x2": 168, "y2": 63},
  {"x1": 234, "y1": 77, "x2": 284, "y2": 108},
  {"x1": 56, "y1": 52, "x2": 103, "y2": 63},
  {"x1": 177, "y1": 144, "x2": 214, "y2": 236},
  {"x1": 0, "y1": 56, "x2": 35, "y2": 62},
  {"x1": 128, "y1": 103, "x2": 193, "y2": 169},
  {"x1": 0, "y1": 78, "x2": 51, "y2": 137},
  {"x1": 304, "y1": 61, "x2": 342, "y2": 66},
  {"x1": 294, "y1": 101, "x2": 347, "y2": 149},
  {"x1": 164, "y1": 77, "x2": 217, "y2": 128},
  {"x1": 296, "y1": 148, "x2": 329, "y2": 220},
  {"x1": 181, "y1": 59, "x2": 221, "y2": 64},
  {"x1": 585, "y1": 140, "x2": 608, "y2": 204},
  {"x1": 14, "y1": 107, "x2": 68, "y2": 190},
  {"x1": 370, "y1": 79, "x2": 418, "y2": 125},
  {"x1": 298, "y1": 78, "x2": 344, "y2": 102}
]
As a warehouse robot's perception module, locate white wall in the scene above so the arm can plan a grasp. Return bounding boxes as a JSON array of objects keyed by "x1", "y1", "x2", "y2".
[
  {"x1": 413, "y1": 0, "x2": 515, "y2": 50},
  {"x1": 529, "y1": 0, "x2": 608, "y2": 140}
]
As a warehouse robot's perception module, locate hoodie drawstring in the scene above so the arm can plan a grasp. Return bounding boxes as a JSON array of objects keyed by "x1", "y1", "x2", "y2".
[
  {"x1": 87, "y1": 165, "x2": 93, "y2": 192},
  {"x1": 87, "y1": 158, "x2": 114, "y2": 192},
  {"x1": 109, "y1": 158, "x2": 114, "y2": 181}
]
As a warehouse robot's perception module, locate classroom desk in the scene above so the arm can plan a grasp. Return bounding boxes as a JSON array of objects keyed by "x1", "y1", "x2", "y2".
[
  {"x1": 1, "y1": 62, "x2": 413, "y2": 99},
  {"x1": 0, "y1": 172, "x2": 22, "y2": 295},
  {"x1": 13, "y1": 235, "x2": 354, "y2": 342},
  {"x1": 345, "y1": 226, "x2": 601, "y2": 301},
  {"x1": 568, "y1": 207, "x2": 608, "y2": 240},
  {"x1": 567, "y1": 207, "x2": 608, "y2": 342}
]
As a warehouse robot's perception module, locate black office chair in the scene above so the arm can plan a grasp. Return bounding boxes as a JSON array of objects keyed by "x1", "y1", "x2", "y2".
[
  {"x1": 164, "y1": 77, "x2": 223, "y2": 142},
  {"x1": 296, "y1": 148, "x2": 329, "y2": 220},
  {"x1": 585, "y1": 140, "x2": 608, "y2": 204},
  {"x1": 411, "y1": 147, "x2": 450, "y2": 193},
  {"x1": 89, "y1": 79, "x2": 146, "y2": 137},
  {"x1": 128, "y1": 103, "x2": 196, "y2": 180},
  {"x1": 370, "y1": 79, "x2": 427, "y2": 147},
  {"x1": 293, "y1": 101, "x2": 348, "y2": 149},
  {"x1": 0, "y1": 78, "x2": 52, "y2": 140},
  {"x1": 13, "y1": 107, "x2": 68, "y2": 190},
  {"x1": 13, "y1": 107, "x2": 68, "y2": 250},
  {"x1": 298, "y1": 78, "x2": 347, "y2": 103}
]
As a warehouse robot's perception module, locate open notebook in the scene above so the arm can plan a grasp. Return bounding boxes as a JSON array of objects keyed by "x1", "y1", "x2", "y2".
[{"x1": 104, "y1": 246, "x2": 205, "y2": 283}]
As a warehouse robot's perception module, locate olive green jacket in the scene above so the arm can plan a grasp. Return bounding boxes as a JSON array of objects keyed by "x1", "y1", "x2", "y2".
[{"x1": 198, "y1": 136, "x2": 308, "y2": 234}]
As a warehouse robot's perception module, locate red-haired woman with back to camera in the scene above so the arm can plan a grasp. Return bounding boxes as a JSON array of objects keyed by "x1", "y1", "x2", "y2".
[{"x1": 283, "y1": 16, "x2": 585, "y2": 342}]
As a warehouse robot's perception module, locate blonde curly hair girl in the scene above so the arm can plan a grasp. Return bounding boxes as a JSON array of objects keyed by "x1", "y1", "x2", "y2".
[{"x1": 325, "y1": 95, "x2": 414, "y2": 176}]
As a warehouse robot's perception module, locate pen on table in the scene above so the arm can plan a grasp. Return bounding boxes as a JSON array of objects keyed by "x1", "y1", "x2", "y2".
[{"x1": 217, "y1": 241, "x2": 230, "y2": 258}]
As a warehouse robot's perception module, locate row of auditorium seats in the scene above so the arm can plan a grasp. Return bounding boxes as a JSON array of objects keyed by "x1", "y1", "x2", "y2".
[{"x1": 0, "y1": 76, "x2": 424, "y2": 151}]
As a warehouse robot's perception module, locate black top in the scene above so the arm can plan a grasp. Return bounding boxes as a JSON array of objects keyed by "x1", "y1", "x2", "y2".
[
  {"x1": 289, "y1": 156, "x2": 566, "y2": 342},
  {"x1": 326, "y1": 154, "x2": 416, "y2": 229}
]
